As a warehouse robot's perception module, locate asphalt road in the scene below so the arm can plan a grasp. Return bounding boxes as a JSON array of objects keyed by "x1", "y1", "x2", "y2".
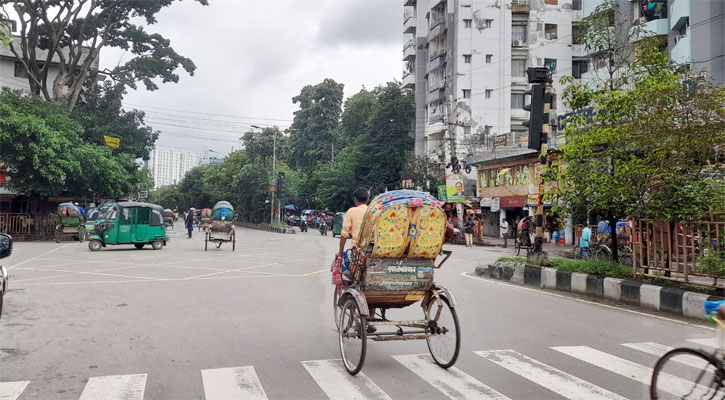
[{"x1": 0, "y1": 225, "x2": 718, "y2": 399}]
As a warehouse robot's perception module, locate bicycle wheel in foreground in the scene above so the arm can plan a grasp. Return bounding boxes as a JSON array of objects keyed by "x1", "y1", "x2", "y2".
[{"x1": 650, "y1": 347, "x2": 723, "y2": 399}]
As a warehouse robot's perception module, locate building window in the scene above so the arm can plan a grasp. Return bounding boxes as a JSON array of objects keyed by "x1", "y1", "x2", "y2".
[
  {"x1": 511, "y1": 59, "x2": 526, "y2": 77},
  {"x1": 484, "y1": 19, "x2": 493, "y2": 28},
  {"x1": 511, "y1": 93, "x2": 525, "y2": 109},
  {"x1": 14, "y1": 62, "x2": 27, "y2": 78},
  {"x1": 464, "y1": 125, "x2": 471, "y2": 135},
  {"x1": 484, "y1": 125, "x2": 492, "y2": 135},
  {"x1": 572, "y1": 24, "x2": 582, "y2": 45},
  {"x1": 545, "y1": 23, "x2": 558, "y2": 40},
  {"x1": 572, "y1": 59, "x2": 588, "y2": 79},
  {"x1": 464, "y1": 19, "x2": 472, "y2": 28},
  {"x1": 572, "y1": 0, "x2": 582, "y2": 10},
  {"x1": 485, "y1": 89, "x2": 493, "y2": 99},
  {"x1": 462, "y1": 89, "x2": 471, "y2": 99},
  {"x1": 550, "y1": 94, "x2": 557, "y2": 109},
  {"x1": 486, "y1": 54, "x2": 493, "y2": 63},
  {"x1": 463, "y1": 54, "x2": 472, "y2": 63},
  {"x1": 512, "y1": 24, "x2": 527, "y2": 43}
]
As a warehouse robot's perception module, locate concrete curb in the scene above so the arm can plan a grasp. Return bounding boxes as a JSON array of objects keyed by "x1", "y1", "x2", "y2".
[
  {"x1": 474, "y1": 261, "x2": 723, "y2": 320},
  {"x1": 234, "y1": 222, "x2": 297, "y2": 234}
]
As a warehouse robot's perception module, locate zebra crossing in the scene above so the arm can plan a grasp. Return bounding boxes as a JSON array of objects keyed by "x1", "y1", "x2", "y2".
[{"x1": 1, "y1": 338, "x2": 719, "y2": 400}]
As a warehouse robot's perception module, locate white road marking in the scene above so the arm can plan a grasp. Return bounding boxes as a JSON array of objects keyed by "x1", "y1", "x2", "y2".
[
  {"x1": 78, "y1": 374, "x2": 146, "y2": 400},
  {"x1": 687, "y1": 338, "x2": 720, "y2": 348},
  {"x1": 393, "y1": 354, "x2": 510, "y2": 399},
  {"x1": 553, "y1": 346, "x2": 712, "y2": 398},
  {"x1": 0, "y1": 381, "x2": 29, "y2": 400},
  {"x1": 461, "y1": 272, "x2": 715, "y2": 331},
  {"x1": 622, "y1": 342, "x2": 712, "y2": 369},
  {"x1": 475, "y1": 349, "x2": 626, "y2": 400},
  {"x1": 201, "y1": 366, "x2": 268, "y2": 400},
  {"x1": 302, "y1": 359, "x2": 390, "y2": 400}
]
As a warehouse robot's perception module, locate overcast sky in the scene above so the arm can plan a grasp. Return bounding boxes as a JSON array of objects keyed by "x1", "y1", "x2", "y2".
[{"x1": 100, "y1": 0, "x2": 403, "y2": 158}]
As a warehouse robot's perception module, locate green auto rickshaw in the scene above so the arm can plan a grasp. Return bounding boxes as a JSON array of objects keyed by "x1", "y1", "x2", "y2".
[
  {"x1": 332, "y1": 212, "x2": 345, "y2": 237},
  {"x1": 87, "y1": 201, "x2": 169, "y2": 251},
  {"x1": 84, "y1": 204, "x2": 110, "y2": 237}
]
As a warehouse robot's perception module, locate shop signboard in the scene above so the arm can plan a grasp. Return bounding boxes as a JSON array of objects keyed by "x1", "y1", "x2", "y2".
[
  {"x1": 491, "y1": 197, "x2": 500, "y2": 212},
  {"x1": 437, "y1": 185, "x2": 447, "y2": 202},
  {"x1": 500, "y1": 195, "x2": 526, "y2": 208},
  {"x1": 480, "y1": 197, "x2": 492, "y2": 207},
  {"x1": 445, "y1": 174, "x2": 465, "y2": 203}
]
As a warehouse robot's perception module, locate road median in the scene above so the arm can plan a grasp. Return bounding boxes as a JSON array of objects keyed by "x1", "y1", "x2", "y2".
[
  {"x1": 475, "y1": 260, "x2": 723, "y2": 320},
  {"x1": 234, "y1": 222, "x2": 297, "y2": 234}
]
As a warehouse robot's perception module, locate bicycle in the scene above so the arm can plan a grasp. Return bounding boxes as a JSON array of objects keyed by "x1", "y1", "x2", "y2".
[{"x1": 650, "y1": 300, "x2": 725, "y2": 399}]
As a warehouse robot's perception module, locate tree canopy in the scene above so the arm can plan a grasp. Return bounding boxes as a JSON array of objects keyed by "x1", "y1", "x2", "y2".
[{"x1": 2, "y1": 0, "x2": 207, "y2": 110}]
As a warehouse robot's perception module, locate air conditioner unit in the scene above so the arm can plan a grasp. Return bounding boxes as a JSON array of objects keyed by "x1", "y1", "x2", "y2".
[{"x1": 512, "y1": 40, "x2": 522, "y2": 47}]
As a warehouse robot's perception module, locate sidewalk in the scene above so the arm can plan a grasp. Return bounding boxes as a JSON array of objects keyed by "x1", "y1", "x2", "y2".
[{"x1": 464, "y1": 236, "x2": 576, "y2": 258}]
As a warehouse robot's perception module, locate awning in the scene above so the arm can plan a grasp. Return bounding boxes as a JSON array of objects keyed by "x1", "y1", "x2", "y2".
[{"x1": 285, "y1": 204, "x2": 298, "y2": 210}]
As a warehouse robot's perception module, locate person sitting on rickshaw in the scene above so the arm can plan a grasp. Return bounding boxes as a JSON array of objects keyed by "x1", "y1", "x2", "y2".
[{"x1": 336, "y1": 188, "x2": 369, "y2": 282}]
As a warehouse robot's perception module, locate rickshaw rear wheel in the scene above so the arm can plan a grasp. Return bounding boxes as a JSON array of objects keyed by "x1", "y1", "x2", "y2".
[
  {"x1": 151, "y1": 240, "x2": 163, "y2": 250},
  {"x1": 231, "y1": 231, "x2": 236, "y2": 251},
  {"x1": 54, "y1": 226, "x2": 62, "y2": 243},
  {"x1": 78, "y1": 226, "x2": 86, "y2": 243},
  {"x1": 204, "y1": 232, "x2": 208, "y2": 251},
  {"x1": 134, "y1": 243, "x2": 145, "y2": 249},
  {"x1": 515, "y1": 238, "x2": 521, "y2": 256},
  {"x1": 425, "y1": 295, "x2": 460, "y2": 369},
  {"x1": 339, "y1": 297, "x2": 367, "y2": 375},
  {"x1": 89, "y1": 239, "x2": 102, "y2": 252}
]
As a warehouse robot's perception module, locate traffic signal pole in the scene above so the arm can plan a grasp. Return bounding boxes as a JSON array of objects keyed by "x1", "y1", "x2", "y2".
[{"x1": 534, "y1": 83, "x2": 552, "y2": 253}]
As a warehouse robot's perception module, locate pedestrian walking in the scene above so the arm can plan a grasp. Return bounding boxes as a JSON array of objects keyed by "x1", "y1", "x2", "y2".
[
  {"x1": 579, "y1": 224, "x2": 592, "y2": 258},
  {"x1": 500, "y1": 218, "x2": 509, "y2": 248},
  {"x1": 185, "y1": 208, "x2": 195, "y2": 238},
  {"x1": 463, "y1": 215, "x2": 475, "y2": 247}
]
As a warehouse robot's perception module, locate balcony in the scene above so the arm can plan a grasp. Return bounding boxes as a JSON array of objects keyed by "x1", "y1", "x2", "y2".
[
  {"x1": 511, "y1": 0, "x2": 530, "y2": 13},
  {"x1": 403, "y1": 42, "x2": 416, "y2": 60},
  {"x1": 670, "y1": 32, "x2": 691, "y2": 65},
  {"x1": 404, "y1": 6, "x2": 416, "y2": 24},
  {"x1": 670, "y1": 0, "x2": 690, "y2": 32},
  {"x1": 634, "y1": 18, "x2": 669, "y2": 40},
  {"x1": 429, "y1": 48, "x2": 446, "y2": 61},
  {"x1": 429, "y1": 12, "x2": 446, "y2": 30},
  {"x1": 402, "y1": 71, "x2": 415, "y2": 88}
]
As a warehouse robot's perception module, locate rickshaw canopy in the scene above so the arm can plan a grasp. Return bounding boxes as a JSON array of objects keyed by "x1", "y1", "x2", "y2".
[
  {"x1": 57, "y1": 202, "x2": 81, "y2": 217},
  {"x1": 212, "y1": 201, "x2": 235, "y2": 220}
]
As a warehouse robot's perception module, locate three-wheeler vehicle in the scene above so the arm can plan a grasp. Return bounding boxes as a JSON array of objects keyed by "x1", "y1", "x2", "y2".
[
  {"x1": 332, "y1": 190, "x2": 457, "y2": 375},
  {"x1": 0, "y1": 233, "x2": 12, "y2": 319},
  {"x1": 332, "y1": 212, "x2": 345, "y2": 237},
  {"x1": 205, "y1": 201, "x2": 236, "y2": 251},
  {"x1": 55, "y1": 202, "x2": 86, "y2": 243},
  {"x1": 87, "y1": 202, "x2": 169, "y2": 251},
  {"x1": 83, "y1": 205, "x2": 109, "y2": 237}
]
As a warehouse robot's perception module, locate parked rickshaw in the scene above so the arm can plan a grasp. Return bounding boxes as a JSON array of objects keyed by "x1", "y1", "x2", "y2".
[
  {"x1": 332, "y1": 212, "x2": 345, "y2": 237},
  {"x1": 87, "y1": 202, "x2": 168, "y2": 251},
  {"x1": 205, "y1": 201, "x2": 236, "y2": 251},
  {"x1": 200, "y1": 208, "x2": 212, "y2": 231},
  {"x1": 55, "y1": 202, "x2": 86, "y2": 243},
  {"x1": 332, "y1": 190, "x2": 457, "y2": 375},
  {"x1": 163, "y1": 209, "x2": 175, "y2": 230}
]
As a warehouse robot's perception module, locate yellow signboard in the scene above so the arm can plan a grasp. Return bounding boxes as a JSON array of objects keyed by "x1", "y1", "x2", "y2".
[{"x1": 104, "y1": 136, "x2": 120, "y2": 148}]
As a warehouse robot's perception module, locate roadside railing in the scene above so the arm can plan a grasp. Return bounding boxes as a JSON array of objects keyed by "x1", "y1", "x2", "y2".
[
  {"x1": 0, "y1": 213, "x2": 31, "y2": 235},
  {"x1": 632, "y1": 214, "x2": 725, "y2": 288}
]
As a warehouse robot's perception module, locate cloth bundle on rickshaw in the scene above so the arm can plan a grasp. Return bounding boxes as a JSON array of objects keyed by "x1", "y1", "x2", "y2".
[
  {"x1": 356, "y1": 190, "x2": 446, "y2": 259},
  {"x1": 201, "y1": 208, "x2": 212, "y2": 218},
  {"x1": 211, "y1": 201, "x2": 235, "y2": 220}
]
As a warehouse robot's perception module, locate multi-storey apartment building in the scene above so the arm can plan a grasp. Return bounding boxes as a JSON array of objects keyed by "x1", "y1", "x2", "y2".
[
  {"x1": 404, "y1": 0, "x2": 581, "y2": 236},
  {"x1": 147, "y1": 147, "x2": 198, "y2": 189}
]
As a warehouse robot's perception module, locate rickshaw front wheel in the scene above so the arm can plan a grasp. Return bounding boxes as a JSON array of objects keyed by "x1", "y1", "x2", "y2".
[
  {"x1": 151, "y1": 240, "x2": 163, "y2": 250},
  {"x1": 425, "y1": 295, "x2": 460, "y2": 369},
  {"x1": 89, "y1": 240, "x2": 102, "y2": 252},
  {"x1": 54, "y1": 226, "x2": 62, "y2": 243},
  {"x1": 339, "y1": 297, "x2": 367, "y2": 375}
]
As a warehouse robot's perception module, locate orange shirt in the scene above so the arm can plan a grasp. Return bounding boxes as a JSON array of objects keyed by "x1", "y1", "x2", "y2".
[{"x1": 341, "y1": 204, "x2": 368, "y2": 245}]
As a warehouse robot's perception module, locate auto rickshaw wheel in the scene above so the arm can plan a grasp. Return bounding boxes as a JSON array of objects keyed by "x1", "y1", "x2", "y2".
[
  {"x1": 54, "y1": 225, "x2": 62, "y2": 243},
  {"x1": 134, "y1": 243, "x2": 145, "y2": 249},
  {"x1": 78, "y1": 226, "x2": 86, "y2": 243},
  {"x1": 151, "y1": 240, "x2": 163, "y2": 250},
  {"x1": 204, "y1": 232, "x2": 208, "y2": 251},
  {"x1": 231, "y1": 230, "x2": 235, "y2": 251},
  {"x1": 89, "y1": 239, "x2": 102, "y2": 252},
  {"x1": 0, "y1": 291, "x2": 3, "y2": 320}
]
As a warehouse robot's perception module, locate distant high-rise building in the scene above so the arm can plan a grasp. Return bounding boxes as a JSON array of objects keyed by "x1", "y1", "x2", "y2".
[{"x1": 147, "y1": 147, "x2": 198, "y2": 189}]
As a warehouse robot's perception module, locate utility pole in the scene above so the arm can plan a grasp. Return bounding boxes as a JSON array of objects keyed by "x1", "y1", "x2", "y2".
[{"x1": 331, "y1": 143, "x2": 335, "y2": 163}]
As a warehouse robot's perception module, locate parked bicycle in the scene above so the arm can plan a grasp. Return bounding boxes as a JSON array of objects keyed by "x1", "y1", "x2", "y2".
[{"x1": 650, "y1": 300, "x2": 725, "y2": 399}]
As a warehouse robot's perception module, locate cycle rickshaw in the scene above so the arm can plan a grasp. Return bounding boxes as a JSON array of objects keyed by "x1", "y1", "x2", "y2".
[
  {"x1": 204, "y1": 201, "x2": 236, "y2": 251},
  {"x1": 200, "y1": 208, "x2": 212, "y2": 232},
  {"x1": 514, "y1": 216, "x2": 534, "y2": 256},
  {"x1": 55, "y1": 202, "x2": 86, "y2": 243},
  {"x1": 332, "y1": 190, "x2": 459, "y2": 375},
  {"x1": 163, "y1": 209, "x2": 175, "y2": 230}
]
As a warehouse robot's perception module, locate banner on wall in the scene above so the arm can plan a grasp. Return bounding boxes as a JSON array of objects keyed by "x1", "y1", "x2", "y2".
[{"x1": 491, "y1": 197, "x2": 501, "y2": 212}]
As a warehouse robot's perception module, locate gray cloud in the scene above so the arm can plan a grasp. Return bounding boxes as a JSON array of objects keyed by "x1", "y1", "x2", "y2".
[{"x1": 317, "y1": 0, "x2": 401, "y2": 47}]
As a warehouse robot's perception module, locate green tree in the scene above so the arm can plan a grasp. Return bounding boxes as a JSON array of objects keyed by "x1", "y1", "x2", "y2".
[
  {"x1": 289, "y1": 79, "x2": 344, "y2": 171},
  {"x1": 72, "y1": 82, "x2": 159, "y2": 160},
  {"x1": 2, "y1": 0, "x2": 207, "y2": 110}
]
